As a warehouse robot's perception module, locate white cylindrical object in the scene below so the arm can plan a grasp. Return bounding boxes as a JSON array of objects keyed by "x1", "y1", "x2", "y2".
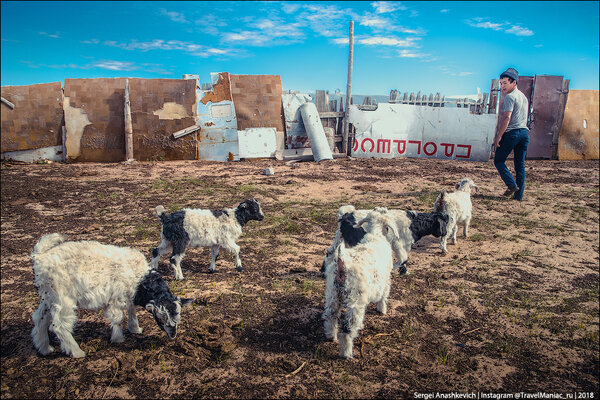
[{"x1": 299, "y1": 102, "x2": 333, "y2": 162}]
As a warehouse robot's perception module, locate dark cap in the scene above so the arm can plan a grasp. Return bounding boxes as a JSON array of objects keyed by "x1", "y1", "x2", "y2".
[{"x1": 500, "y1": 68, "x2": 519, "y2": 83}]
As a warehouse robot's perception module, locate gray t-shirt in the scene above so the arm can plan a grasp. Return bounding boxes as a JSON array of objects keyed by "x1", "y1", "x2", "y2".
[{"x1": 503, "y1": 88, "x2": 529, "y2": 131}]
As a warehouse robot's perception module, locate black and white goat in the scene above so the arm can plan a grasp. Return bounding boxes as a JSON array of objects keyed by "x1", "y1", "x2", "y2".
[
  {"x1": 322, "y1": 210, "x2": 398, "y2": 359},
  {"x1": 31, "y1": 233, "x2": 192, "y2": 358},
  {"x1": 322, "y1": 205, "x2": 448, "y2": 274},
  {"x1": 433, "y1": 178, "x2": 477, "y2": 253},
  {"x1": 150, "y1": 199, "x2": 264, "y2": 279}
]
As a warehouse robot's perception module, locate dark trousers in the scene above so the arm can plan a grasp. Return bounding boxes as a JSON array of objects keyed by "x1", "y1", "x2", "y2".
[{"x1": 494, "y1": 128, "x2": 529, "y2": 201}]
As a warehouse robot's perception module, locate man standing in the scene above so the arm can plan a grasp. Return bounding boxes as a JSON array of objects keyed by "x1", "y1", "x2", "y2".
[{"x1": 493, "y1": 68, "x2": 530, "y2": 201}]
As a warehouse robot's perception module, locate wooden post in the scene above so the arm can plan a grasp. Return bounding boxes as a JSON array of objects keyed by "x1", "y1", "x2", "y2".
[
  {"x1": 124, "y1": 79, "x2": 134, "y2": 162},
  {"x1": 488, "y1": 79, "x2": 499, "y2": 114},
  {"x1": 342, "y1": 20, "x2": 354, "y2": 156}
]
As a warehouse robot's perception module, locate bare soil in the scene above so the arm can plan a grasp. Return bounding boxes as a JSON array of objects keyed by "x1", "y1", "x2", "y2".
[{"x1": 1, "y1": 157, "x2": 598, "y2": 399}]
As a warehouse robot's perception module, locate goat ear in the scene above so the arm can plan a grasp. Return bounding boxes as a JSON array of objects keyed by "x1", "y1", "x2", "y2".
[
  {"x1": 455, "y1": 183, "x2": 461, "y2": 189},
  {"x1": 180, "y1": 298, "x2": 194, "y2": 308},
  {"x1": 145, "y1": 301, "x2": 155, "y2": 313},
  {"x1": 354, "y1": 217, "x2": 367, "y2": 229},
  {"x1": 383, "y1": 219, "x2": 399, "y2": 239}
]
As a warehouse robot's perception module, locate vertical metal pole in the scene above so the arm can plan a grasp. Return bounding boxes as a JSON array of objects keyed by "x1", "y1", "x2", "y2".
[
  {"x1": 342, "y1": 20, "x2": 354, "y2": 155},
  {"x1": 124, "y1": 78, "x2": 134, "y2": 161}
]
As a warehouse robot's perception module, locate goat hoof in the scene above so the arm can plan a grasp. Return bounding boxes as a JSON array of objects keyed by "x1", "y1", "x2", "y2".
[
  {"x1": 39, "y1": 345, "x2": 54, "y2": 355},
  {"x1": 235, "y1": 266, "x2": 243, "y2": 272},
  {"x1": 208, "y1": 269, "x2": 216, "y2": 274},
  {"x1": 399, "y1": 265, "x2": 407, "y2": 275},
  {"x1": 71, "y1": 350, "x2": 86, "y2": 358}
]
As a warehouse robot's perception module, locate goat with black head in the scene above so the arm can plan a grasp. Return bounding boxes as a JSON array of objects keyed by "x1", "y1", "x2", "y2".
[{"x1": 150, "y1": 199, "x2": 265, "y2": 279}]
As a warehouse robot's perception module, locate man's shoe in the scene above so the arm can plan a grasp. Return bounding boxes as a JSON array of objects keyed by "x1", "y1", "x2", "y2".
[{"x1": 502, "y1": 187, "x2": 519, "y2": 197}]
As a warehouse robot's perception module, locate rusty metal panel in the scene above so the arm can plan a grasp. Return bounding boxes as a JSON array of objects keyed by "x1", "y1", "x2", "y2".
[
  {"x1": 63, "y1": 78, "x2": 126, "y2": 162},
  {"x1": 197, "y1": 99, "x2": 239, "y2": 161},
  {"x1": 130, "y1": 78, "x2": 197, "y2": 161},
  {"x1": 200, "y1": 72, "x2": 232, "y2": 104},
  {"x1": 528, "y1": 75, "x2": 565, "y2": 159},
  {"x1": 229, "y1": 74, "x2": 284, "y2": 132},
  {"x1": 1, "y1": 82, "x2": 63, "y2": 152},
  {"x1": 558, "y1": 90, "x2": 599, "y2": 160}
]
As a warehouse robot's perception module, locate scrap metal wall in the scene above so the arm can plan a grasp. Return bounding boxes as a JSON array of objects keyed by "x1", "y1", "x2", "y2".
[
  {"x1": 229, "y1": 75, "x2": 284, "y2": 132},
  {"x1": 130, "y1": 78, "x2": 197, "y2": 161},
  {"x1": 1, "y1": 82, "x2": 63, "y2": 152},
  {"x1": 558, "y1": 90, "x2": 599, "y2": 160},
  {"x1": 63, "y1": 78, "x2": 126, "y2": 162}
]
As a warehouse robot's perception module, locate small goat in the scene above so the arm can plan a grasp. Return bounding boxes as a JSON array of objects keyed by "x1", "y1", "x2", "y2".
[
  {"x1": 322, "y1": 205, "x2": 448, "y2": 274},
  {"x1": 150, "y1": 199, "x2": 264, "y2": 279},
  {"x1": 31, "y1": 233, "x2": 192, "y2": 358},
  {"x1": 433, "y1": 178, "x2": 477, "y2": 253},
  {"x1": 322, "y1": 210, "x2": 397, "y2": 359}
]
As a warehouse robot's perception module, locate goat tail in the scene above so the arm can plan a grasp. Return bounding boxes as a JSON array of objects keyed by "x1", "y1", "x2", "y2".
[
  {"x1": 32, "y1": 233, "x2": 66, "y2": 258},
  {"x1": 155, "y1": 205, "x2": 166, "y2": 217}
]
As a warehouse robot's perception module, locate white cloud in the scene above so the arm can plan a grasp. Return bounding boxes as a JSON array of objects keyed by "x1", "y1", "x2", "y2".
[
  {"x1": 397, "y1": 49, "x2": 433, "y2": 60},
  {"x1": 360, "y1": 36, "x2": 420, "y2": 47},
  {"x1": 371, "y1": 1, "x2": 407, "y2": 14},
  {"x1": 194, "y1": 14, "x2": 228, "y2": 35},
  {"x1": 467, "y1": 20, "x2": 503, "y2": 31},
  {"x1": 437, "y1": 66, "x2": 473, "y2": 77},
  {"x1": 359, "y1": 12, "x2": 425, "y2": 35},
  {"x1": 282, "y1": 3, "x2": 301, "y2": 14},
  {"x1": 160, "y1": 9, "x2": 188, "y2": 23},
  {"x1": 466, "y1": 18, "x2": 534, "y2": 37},
  {"x1": 534, "y1": 44, "x2": 543, "y2": 48},
  {"x1": 505, "y1": 25, "x2": 534, "y2": 36},
  {"x1": 440, "y1": 9, "x2": 449, "y2": 13},
  {"x1": 360, "y1": 15, "x2": 388, "y2": 28},
  {"x1": 92, "y1": 60, "x2": 137, "y2": 71},
  {"x1": 104, "y1": 39, "x2": 205, "y2": 52},
  {"x1": 39, "y1": 32, "x2": 61, "y2": 39},
  {"x1": 81, "y1": 39, "x2": 100, "y2": 44}
]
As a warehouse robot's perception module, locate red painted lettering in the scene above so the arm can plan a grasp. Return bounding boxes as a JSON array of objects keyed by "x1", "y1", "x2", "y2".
[
  {"x1": 361, "y1": 138, "x2": 375, "y2": 153},
  {"x1": 423, "y1": 142, "x2": 437, "y2": 156},
  {"x1": 377, "y1": 139, "x2": 391, "y2": 153},
  {"x1": 408, "y1": 140, "x2": 422, "y2": 154},
  {"x1": 393, "y1": 140, "x2": 406, "y2": 154},
  {"x1": 440, "y1": 143, "x2": 455, "y2": 157},
  {"x1": 353, "y1": 138, "x2": 359, "y2": 152},
  {"x1": 456, "y1": 144, "x2": 472, "y2": 159}
]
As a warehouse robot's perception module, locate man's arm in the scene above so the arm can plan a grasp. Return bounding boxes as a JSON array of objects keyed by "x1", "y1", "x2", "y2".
[{"x1": 493, "y1": 111, "x2": 512, "y2": 148}]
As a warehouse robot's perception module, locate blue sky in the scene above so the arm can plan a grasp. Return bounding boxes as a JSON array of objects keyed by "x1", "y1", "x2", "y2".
[{"x1": 1, "y1": 1, "x2": 598, "y2": 96}]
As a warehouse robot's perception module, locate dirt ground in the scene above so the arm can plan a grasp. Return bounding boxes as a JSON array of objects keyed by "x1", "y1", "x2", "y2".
[{"x1": 1, "y1": 157, "x2": 598, "y2": 399}]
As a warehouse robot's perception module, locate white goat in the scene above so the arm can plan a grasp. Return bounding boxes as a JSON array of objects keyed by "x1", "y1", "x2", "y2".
[
  {"x1": 150, "y1": 199, "x2": 264, "y2": 279},
  {"x1": 322, "y1": 210, "x2": 398, "y2": 359},
  {"x1": 433, "y1": 178, "x2": 478, "y2": 253},
  {"x1": 31, "y1": 233, "x2": 193, "y2": 358},
  {"x1": 322, "y1": 205, "x2": 448, "y2": 274}
]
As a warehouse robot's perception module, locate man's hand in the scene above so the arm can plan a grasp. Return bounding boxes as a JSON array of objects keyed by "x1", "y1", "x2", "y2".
[{"x1": 493, "y1": 136, "x2": 502, "y2": 149}]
